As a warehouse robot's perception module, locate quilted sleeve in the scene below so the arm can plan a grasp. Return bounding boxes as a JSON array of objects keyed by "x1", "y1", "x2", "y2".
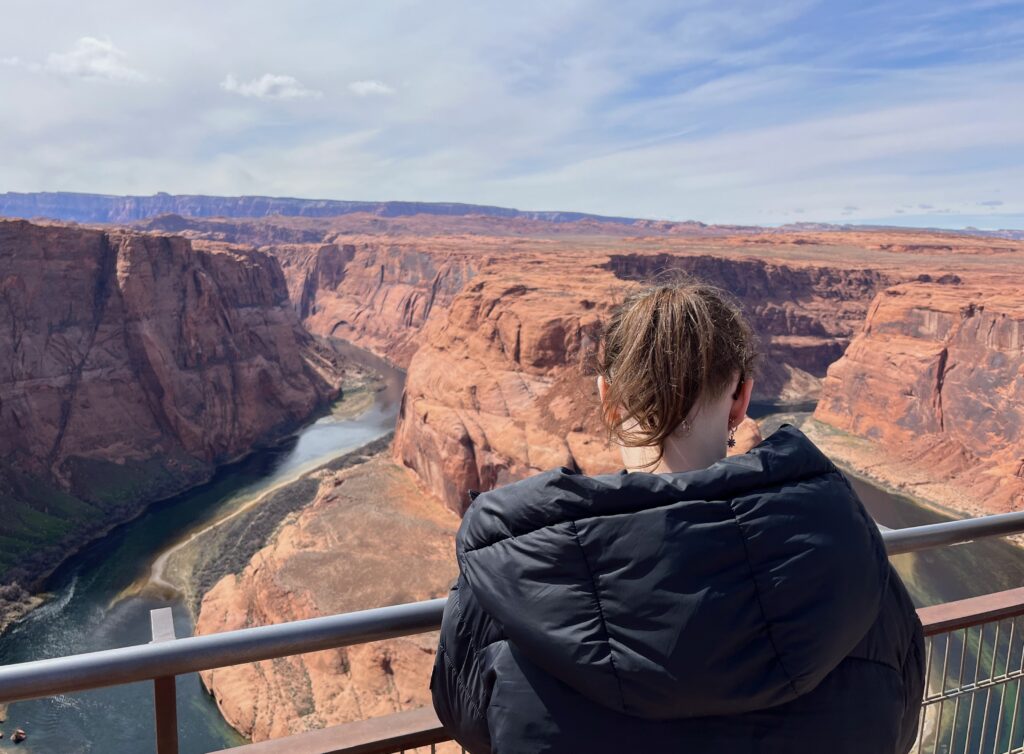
[{"x1": 431, "y1": 575, "x2": 496, "y2": 754}]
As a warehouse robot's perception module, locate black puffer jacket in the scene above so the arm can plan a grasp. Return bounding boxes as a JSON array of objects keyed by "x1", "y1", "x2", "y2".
[{"x1": 431, "y1": 425, "x2": 924, "y2": 753}]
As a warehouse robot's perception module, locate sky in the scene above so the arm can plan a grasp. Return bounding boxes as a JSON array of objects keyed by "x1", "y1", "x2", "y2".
[{"x1": 1, "y1": 0, "x2": 1023, "y2": 228}]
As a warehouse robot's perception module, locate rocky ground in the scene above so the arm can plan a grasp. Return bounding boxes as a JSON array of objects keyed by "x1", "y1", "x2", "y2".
[{"x1": 195, "y1": 452, "x2": 459, "y2": 746}]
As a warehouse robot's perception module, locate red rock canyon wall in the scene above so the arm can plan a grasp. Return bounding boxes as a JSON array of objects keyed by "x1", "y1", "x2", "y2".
[{"x1": 0, "y1": 219, "x2": 341, "y2": 596}]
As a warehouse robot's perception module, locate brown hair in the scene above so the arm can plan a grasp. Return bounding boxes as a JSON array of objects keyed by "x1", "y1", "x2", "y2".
[{"x1": 597, "y1": 279, "x2": 758, "y2": 459}]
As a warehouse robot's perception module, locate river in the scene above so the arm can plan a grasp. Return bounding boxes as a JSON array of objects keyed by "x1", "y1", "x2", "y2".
[
  {"x1": 0, "y1": 394, "x2": 1022, "y2": 752},
  {"x1": 0, "y1": 343, "x2": 405, "y2": 753}
]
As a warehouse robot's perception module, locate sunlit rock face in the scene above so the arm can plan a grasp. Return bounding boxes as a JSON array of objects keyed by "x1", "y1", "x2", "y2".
[
  {"x1": 393, "y1": 264, "x2": 623, "y2": 514},
  {"x1": 270, "y1": 241, "x2": 476, "y2": 367},
  {"x1": 195, "y1": 456, "x2": 459, "y2": 744},
  {"x1": 815, "y1": 279, "x2": 1024, "y2": 514},
  {"x1": 387, "y1": 250, "x2": 889, "y2": 515}
]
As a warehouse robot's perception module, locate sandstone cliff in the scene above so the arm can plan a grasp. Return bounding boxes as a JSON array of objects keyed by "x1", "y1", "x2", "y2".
[
  {"x1": 0, "y1": 219, "x2": 342, "y2": 615},
  {"x1": 196, "y1": 455, "x2": 458, "y2": 745},
  {"x1": 392, "y1": 263, "x2": 621, "y2": 514},
  {"x1": 269, "y1": 241, "x2": 476, "y2": 366},
  {"x1": 390, "y1": 248, "x2": 892, "y2": 514},
  {"x1": 814, "y1": 278, "x2": 1024, "y2": 515}
]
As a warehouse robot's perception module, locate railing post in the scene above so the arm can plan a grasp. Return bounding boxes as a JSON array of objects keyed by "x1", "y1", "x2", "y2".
[{"x1": 150, "y1": 607, "x2": 179, "y2": 754}]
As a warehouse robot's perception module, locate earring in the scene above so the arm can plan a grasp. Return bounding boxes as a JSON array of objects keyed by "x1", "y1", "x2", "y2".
[{"x1": 727, "y1": 425, "x2": 736, "y2": 448}]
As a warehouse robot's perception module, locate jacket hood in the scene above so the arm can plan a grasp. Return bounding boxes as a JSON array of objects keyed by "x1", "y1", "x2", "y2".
[{"x1": 456, "y1": 424, "x2": 890, "y2": 720}]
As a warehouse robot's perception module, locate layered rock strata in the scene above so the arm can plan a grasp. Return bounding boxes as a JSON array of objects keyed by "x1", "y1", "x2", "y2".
[
  {"x1": 196, "y1": 455, "x2": 458, "y2": 745},
  {"x1": 392, "y1": 264, "x2": 622, "y2": 514},
  {"x1": 390, "y1": 249, "x2": 891, "y2": 514},
  {"x1": 814, "y1": 278, "x2": 1024, "y2": 515},
  {"x1": 269, "y1": 241, "x2": 476, "y2": 366},
  {"x1": 0, "y1": 219, "x2": 342, "y2": 621}
]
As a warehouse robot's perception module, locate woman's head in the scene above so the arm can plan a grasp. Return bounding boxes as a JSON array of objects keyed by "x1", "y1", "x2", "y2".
[{"x1": 596, "y1": 279, "x2": 758, "y2": 471}]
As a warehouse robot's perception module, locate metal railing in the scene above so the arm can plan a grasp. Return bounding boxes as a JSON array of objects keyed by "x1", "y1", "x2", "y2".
[
  {"x1": 2, "y1": 510, "x2": 1024, "y2": 754},
  {"x1": 916, "y1": 590, "x2": 1024, "y2": 754}
]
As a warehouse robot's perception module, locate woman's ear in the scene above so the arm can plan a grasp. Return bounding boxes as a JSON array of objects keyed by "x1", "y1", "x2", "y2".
[
  {"x1": 597, "y1": 374, "x2": 609, "y2": 405},
  {"x1": 729, "y1": 376, "x2": 755, "y2": 429}
]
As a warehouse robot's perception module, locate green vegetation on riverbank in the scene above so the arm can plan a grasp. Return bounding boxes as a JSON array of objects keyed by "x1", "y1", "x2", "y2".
[{"x1": 0, "y1": 451, "x2": 205, "y2": 582}]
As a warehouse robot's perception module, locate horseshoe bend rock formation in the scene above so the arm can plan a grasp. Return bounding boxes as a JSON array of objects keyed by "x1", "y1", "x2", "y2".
[
  {"x1": 393, "y1": 263, "x2": 623, "y2": 514},
  {"x1": 389, "y1": 247, "x2": 890, "y2": 515},
  {"x1": 115, "y1": 213, "x2": 1024, "y2": 523},
  {"x1": 814, "y1": 278, "x2": 1024, "y2": 514},
  {"x1": 195, "y1": 456, "x2": 459, "y2": 744},
  {"x1": 179, "y1": 221, "x2": 1022, "y2": 522},
  {"x1": 0, "y1": 219, "x2": 342, "y2": 618}
]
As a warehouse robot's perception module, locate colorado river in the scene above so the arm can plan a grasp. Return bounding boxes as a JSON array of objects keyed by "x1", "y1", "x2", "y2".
[
  {"x1": 0, "y1": 393, "x2": 1022, "y2": 752},
  {"x1": 0, "y1": 343, "x2": 404, "y2": 753}
]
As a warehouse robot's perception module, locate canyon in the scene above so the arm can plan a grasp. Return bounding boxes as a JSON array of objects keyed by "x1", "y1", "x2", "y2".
[
  {"x1": 203, "y1": 216, "x2": 1019, "y2": 522},
  {"x1": 184, "y1": 216, "x2": 1021, "y2": 743},
  {"x1": 0, "y1": 219, "x2": 344, "y2": 630},
  {"x1": 265, "y1": 227, "x2": 1021, "y2": 516},
  {"x1": 1, "y1": 204, "x2": 1022, "y2": 747}
]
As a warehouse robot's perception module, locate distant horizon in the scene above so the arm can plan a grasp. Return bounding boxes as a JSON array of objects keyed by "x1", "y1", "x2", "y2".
[
  {"x1": 2, "y1": 187, "x2": 1023, "y2": 234},
  {"x1": 2, "y1": 1, "x2": 1022, "y2": 231}
]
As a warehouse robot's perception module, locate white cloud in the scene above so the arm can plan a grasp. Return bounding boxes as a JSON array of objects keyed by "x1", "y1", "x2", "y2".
[
  {"x1": 348, "y1": 79, "x2": 395, "y2": 96},
  {"x1": 46, "y1": 37, "x2": 147, "y2": 82},
  {"x1": 2, "y1": 37, "x2": 147, "y2": 82},
  {"x1": 220, "y1": 73, "x2": 322, "y2": 100}
]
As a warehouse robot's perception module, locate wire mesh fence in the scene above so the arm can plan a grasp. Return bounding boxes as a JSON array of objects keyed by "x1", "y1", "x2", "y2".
[{"x1": 916, "y1": 615, "x2": 1024, "y2": 754}]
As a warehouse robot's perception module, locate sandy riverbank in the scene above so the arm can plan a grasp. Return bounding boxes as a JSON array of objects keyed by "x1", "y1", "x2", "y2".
[
  {"x1": 136, "y1": 431, "x2": 395, "y2": 615},
  {"x1": 0, "y1": 591, "x2": 44, "y2": 638}
]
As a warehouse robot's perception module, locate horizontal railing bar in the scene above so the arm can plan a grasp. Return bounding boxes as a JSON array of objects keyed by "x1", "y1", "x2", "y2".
[
  {"x1": 206, "y1": 706, "x2": 448, "y2": 754},
  {"x1": 917, "y1": 586, "x2": 1024, "y2": 636},
  {"x1": 883, "y1": 510, "x2": 1024, "y2": 555},
  {"x1": 0, "y1": 598, "x2": 445, "y2": 704},
  {"x1": 922, "y1": 668, "x2": 1024, "y2": 704},
  {"x1": 2, "y1": 512, "x2": 1024, "y2": 705}
]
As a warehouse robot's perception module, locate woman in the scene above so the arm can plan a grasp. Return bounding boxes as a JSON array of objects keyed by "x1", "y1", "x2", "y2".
[{"x1": 431, "y1": 281, "x2": 924, "y2": 753}]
